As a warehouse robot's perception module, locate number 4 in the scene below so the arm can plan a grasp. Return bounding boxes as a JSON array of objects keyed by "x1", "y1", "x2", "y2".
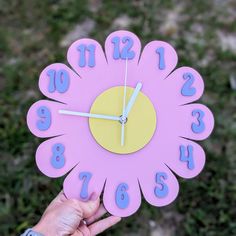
[{"x1": 180, "y1": 145, "x2": 194, "y2": 170}]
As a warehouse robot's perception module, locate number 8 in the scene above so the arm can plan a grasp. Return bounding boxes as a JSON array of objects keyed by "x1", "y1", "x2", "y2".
[{"x1": 51, "y1": 143, "x2": 65, "y2": 169}]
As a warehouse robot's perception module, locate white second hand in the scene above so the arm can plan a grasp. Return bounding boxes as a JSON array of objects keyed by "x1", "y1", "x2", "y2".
[
  {"x1": 121, "y1": 58, "x2": 128, "y2": 146},
  {"x1": 59, "y1": 110, "x2": 120, "y2": 121}
]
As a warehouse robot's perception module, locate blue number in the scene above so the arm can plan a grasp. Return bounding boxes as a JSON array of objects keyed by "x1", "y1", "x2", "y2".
[
  {"x1": 79, "y1": 172, "x2": 92, "y2": 199},
  {"x1": 47, "y1": 69, "x2": 70, "y2": 93},
  {"x1": 180, "y1": 145, "x2": 194, "y2": 170},
  {"x1": 115, "y1": 183, "x2": 129, "y2": 209},
  {"x1": 77, "y1": 44, "x2": 96, "y2": 67},
  {"x1": 181, "y1": 72, "x2": 196, "y2": 96},
  {"x1": 154, "y1": 172, "x2": 168, "y2": 198},
  {"x1": 36, "y1": 106, "x2": 51, "y2": 131},
  {"x1": 111, "y1": 36, "x2": 120, "y2": 59},
  {"x1": 156, "y1": 47, "x2": 165, "y2": 70},
  {"x1": 191, "y1": 109, "x2": 205, "y2": 133},
  {"x1": 111, "y1": 36, "x2": 135, "y2": 60},
  {"x1": 51, "y1": 143, "x2": 65, "y2": 169},
  {"x1": 47, "y1": 69, "x2": 56, "y2": 93},
  {"x1": 121, "y1": 37, "x2": 135, "y2": 59}
]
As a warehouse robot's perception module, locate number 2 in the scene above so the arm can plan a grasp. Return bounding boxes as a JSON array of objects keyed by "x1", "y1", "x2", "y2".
[
  {"x1": 154, "y1": 172, "x2": 168, "y2": 198},
  {"x1": 181, "y1": 72, "x2": 196, "y2": 96},
  {"x1": 115, "y1": 183, "x2": 130, "y2": 209},
  {"x1": 111, "y1": 36, "x2": 135, "y2": 60},
  {"x1": 79, "y1": 172, "x2": 92, "y2": 199},
  {"x1": 191, "y1": 109, "x2": 205, "y2": 133},
  {"x1": 47, "y1": 69, "x2": 70, "y2": 93}
]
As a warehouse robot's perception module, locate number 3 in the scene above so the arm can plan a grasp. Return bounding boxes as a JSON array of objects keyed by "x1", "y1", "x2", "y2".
[{"x1": 191, "y1": 109, "x2": 205, "y2": 133}]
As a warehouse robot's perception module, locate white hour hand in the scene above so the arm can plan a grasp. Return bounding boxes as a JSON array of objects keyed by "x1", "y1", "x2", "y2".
[
  {"x1": 59, "y1": 110, "x2": 120, "y2": 121},
  {"x1": 124, "y1": 82, "x2": 142, "y2": 117}
]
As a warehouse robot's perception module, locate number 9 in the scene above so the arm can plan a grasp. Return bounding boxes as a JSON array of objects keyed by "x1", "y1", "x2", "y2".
[{"x1": 36, "y1": 106, "x2": 51, "y2": 131}]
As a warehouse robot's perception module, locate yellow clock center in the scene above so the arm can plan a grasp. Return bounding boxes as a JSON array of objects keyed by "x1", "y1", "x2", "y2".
[{"x1": 89, "y1": 86, "x2": 156, "y2": 154}]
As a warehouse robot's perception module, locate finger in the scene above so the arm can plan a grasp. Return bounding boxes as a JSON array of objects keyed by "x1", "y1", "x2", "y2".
[
  {"x1": 78, "y1": 197, "x2": 100, "y2": 218},
  {"x1": 51, "y1": 190, "x2": 68, "y2": 204},
  {"x1": 45, "y1": 191, "x2": 68, "y2": 212},
  {"x1": 89, "y1": 216, "x2": 121, "y2": 235},
  {"x1": 71, "y1": 225, "x2": 90, "y2": 236},
  {"x1": 86, "y1": 204, "x2": 107, "y2": 225}
]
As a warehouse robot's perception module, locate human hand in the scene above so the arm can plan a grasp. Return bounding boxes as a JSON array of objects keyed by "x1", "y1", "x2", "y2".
[{"x1": 32, "y1": 191, "x2": 121, "y2": 236}]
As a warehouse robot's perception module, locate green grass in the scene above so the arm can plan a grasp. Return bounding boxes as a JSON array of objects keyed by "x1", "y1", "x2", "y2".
[{"x1": 0, "y1": 0, "x2": 236, "y2": 235}]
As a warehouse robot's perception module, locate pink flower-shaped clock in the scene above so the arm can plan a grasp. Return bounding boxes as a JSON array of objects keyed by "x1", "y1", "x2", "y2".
[{"x1": 27, "y1": 30, "x2": 214, "y2": 217}]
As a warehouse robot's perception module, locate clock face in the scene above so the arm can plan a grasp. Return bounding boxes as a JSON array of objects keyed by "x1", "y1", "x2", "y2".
[
  {"x1": 27, "y1": 30, "x2": 214, "y2": 217},
  {"x1": 89, "y1": 86, "x2": 156, "y2": 154}
]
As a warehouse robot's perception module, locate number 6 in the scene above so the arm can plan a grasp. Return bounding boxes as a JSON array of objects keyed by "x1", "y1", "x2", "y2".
[{"x1": 115, "y1": 183, "x2": 130, "y2": 209}]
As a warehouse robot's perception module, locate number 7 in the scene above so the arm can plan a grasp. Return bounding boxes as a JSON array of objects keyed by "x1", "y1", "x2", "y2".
[{"x1": 79, "y1": 172, "x2": 92, "y2": 199}]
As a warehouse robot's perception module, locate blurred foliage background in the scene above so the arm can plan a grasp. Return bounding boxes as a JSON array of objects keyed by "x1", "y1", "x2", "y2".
[{"x1": 0, "y1": 0, "x2": 236, "y2": 235}]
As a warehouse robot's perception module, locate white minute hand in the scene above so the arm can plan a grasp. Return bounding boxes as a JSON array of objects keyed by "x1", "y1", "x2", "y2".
[
  {"x1": 124, "y1": 82, "x2": 142, "y2": 117},
  {"x1": 59, "y1": 110, "x2": 120, "y2": 121}
]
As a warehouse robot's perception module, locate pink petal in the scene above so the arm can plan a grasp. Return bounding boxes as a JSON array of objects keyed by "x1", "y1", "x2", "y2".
[
  {"x1": 36, "y1": 135, "x2": 79, "y2": 178},
  {"x1": 39, "y1": 63, "x2": 84, "y2": 106},
  {"x1": 27, "y1": 100, "x2": 71, "y2": 138},
  {"x1": 67, "y1": 38, "x2": 108, "y2": 80},
  {"x1": 103, "y1": 174, "x2": 141, "y2": 217},
  {"x1": 63, "y1": 163, "x2": 106, "y2": 201},
  {"x1": 138, "y1": 40, "x2": 178, "y2": 81},
  {"x1": 176, "y1": 103, "x2": 214, "y2": 140},
  {"x1": 104, "y1": 30, "x2": 141, "y2": 88},
  {"x1": 138, "y1": 162, "x2": 179, "y2": 207},
  {"x1": 163, "y1": 67, "x2": 204, "y2": 105},
  {"x1": 131, "y1": 40, "x2": 178, "y2": 104},
  {"x1": 163, "y1": 137, "x2": 206, "y2": 179}
]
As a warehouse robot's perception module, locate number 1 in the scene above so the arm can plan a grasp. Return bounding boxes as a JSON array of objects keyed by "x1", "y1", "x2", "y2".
[{"x1": 156, "y1": 47, "x2": 165, "y2": 70}]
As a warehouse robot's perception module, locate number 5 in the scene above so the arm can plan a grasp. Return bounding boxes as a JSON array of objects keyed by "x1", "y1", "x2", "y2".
[{"x1": 154, "y1": 172, "x2": 168, "y2": 198}]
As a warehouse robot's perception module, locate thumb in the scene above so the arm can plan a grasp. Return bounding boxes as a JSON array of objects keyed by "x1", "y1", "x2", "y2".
[
  {"x1": 79, "y1": 195, "x2": 100, "y2": 218},
  {"x1": 66, "y1": 194, "x2": 100, "y2": 219}
]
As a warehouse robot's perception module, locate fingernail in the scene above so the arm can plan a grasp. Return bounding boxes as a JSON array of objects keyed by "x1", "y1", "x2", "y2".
[{"x1": 89, "y1": 192, "x2": 99, "y2": 201}]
